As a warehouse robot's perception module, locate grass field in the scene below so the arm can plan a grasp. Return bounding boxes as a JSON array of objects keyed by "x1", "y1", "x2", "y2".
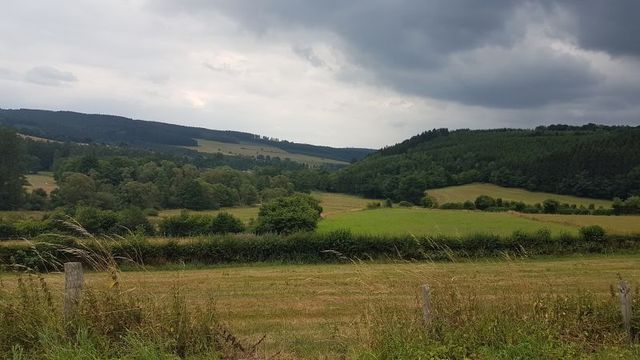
[
  {"x1": 156, "y1": 207, "x2": 260, "y2": 224},
  {"x1": 318, "y1": 208, "x2": 579, "y2": 236},
  {"x1": 518, "y1": 213, "x2": 640, "y2": 235},
  {"x1": 427, "y1": 183, "x2": 613, "y2": 208},
  {"x1": 2, "y1": 254, "x2": 638, "y2": 358},
  {"x1": 185, "y1": 138, "x2": 348, "y2": 166},
  {"x1": 155, "y1": 192, "x2": 373, "y2": 224},
  {"x1": 25, "y1": 171, "x2": 57, "y2": 193}
]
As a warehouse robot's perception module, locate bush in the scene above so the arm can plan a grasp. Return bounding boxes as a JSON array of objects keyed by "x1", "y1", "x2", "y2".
[
  {"x1": 580, "y1": 225, "x2": 606, "y2": 241},
  {"x1": 75, "y1": 206, "x2": 118, "y2": 234},
  {"x1": 474, "y1": 195, "x2": 496, "y2": 210},
  {"x1": 14, "y1": 219, "x2": 52, "y2": 238},
  {"x1": 421, "y1": 195, "x2": 437, "y2": 208},
  {"x1": 143, "y1": 208, "x2": 159, "y2": 217},
  {"x1": 158, "y1": 212, "x2": 245, "y2": 237},
  {"x1": 384, "y1": 198, "x2": 393, "y2": 208},
  {"x1": 397, "y1": 201, "x2": 413, "y2": 207},
  {"x1": 366, "y1": 202, "x2": 381, "y2": 210},
  {"x1": 209, "y1": 212, "x2": 245, "y2": 234},
  {"x1": 255, "y1": 193, "x2": 323, "y2": 234},
  {"x1": 117, "y1": 207, "x2": 155, "y2": 235},
  {"x1": 0, "y1": 220, "x2": 18, "y2": 239},
  {"x1": 543, "y1": 199, "x2": 560, "y2": 214},
  {"x1": 158, "y1": 212, "x2": 210, "y2": 237}
]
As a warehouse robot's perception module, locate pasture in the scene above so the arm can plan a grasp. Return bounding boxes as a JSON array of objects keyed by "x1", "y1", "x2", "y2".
[
  {"x1": 25, "y1": 171, "x2": 57, "y2": 193},
  {"x1": 317, "y1": 207, "x2": 579, "y2": 236},
  {"x1": 2, "y1": 254, "x2": 638, "y2": 358},
  {"x1": 427, "y1": 183, "x2": 613, "y2": 208},
  {"x1": 518, "y1": 213, "x2": 640, "y2": 235},
  {"x1": 185, "y1": 138, "x2": 348, "y2": 166},
  {"x1": 155, "y1": 192, "x2": 373, "y2": 224}
]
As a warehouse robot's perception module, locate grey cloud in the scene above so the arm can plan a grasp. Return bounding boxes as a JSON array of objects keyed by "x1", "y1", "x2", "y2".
[
  {"x1": 558, "y1": 0, "x2": 640, "y2": 57},
  {"x1": 158, "y1": 0, "x2": 640, "y2": 109},
  {"x1": 25, "y1": 66, "x2": 77, "y2": 86},
  {"x1": 292, "y1": 45, "x2": 325, "y2": 67},
  {"x1": 379, "y1": 46, "x2": 602, "y2": 108}
]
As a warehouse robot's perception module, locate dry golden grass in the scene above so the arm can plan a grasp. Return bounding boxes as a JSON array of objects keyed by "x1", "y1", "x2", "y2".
[
  {"x1": 427, "y1": 183, "x2": 613, "y2": 208},
  {"x1": 25, "y1": 172, "x2": 57, "y2": 194},
  {"x1": 3, "y1": 254, "x2": 638, "y2": 358},
  {"x1": 311, "y1": 191, "x2": 375, "y2": 217},
  {"x1": 185, "y1": 138, "x2": 348, "y2": 166}
]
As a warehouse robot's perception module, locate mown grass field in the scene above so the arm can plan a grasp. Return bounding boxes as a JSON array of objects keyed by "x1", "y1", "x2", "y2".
[
  {"x1": 25, "y1": 171, "x2": 57, "y2": 193},
  {"x1": 185, "y1": 138, "x2": 348, "y2": 166},
  {"x1": 427, "y1": 183, "x2": 613, "y2": 208},
  {"x1": 2, "y1": 254, "x2": 638, "y2": 358},
  {"x1": 317, "y1": 208, "x2": 579, "y2": 236}
]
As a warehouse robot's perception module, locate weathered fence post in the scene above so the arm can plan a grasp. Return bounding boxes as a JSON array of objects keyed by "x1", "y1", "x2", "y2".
[
  {"x1": 421, "y1": 284, "x2": 431, "y2": 327},
  {"x1": 618, "y1": 281, "x2": 633, "y2": 342},
  {"x1": 64, "y1": 262, "x2": 84, "y2": 323}
]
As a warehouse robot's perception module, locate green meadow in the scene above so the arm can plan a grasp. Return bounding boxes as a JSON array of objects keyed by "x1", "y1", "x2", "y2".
[
  {"x1": 317, "y1": 207, "x2": 579, "y2": 236},
  {"x1": 427, "y1": 183, "x2": 613, "y2": 208}
]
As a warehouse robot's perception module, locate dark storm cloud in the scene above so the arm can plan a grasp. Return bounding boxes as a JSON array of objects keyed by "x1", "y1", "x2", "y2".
[
  {"x1": 156, "y1": 0, "x2": 640, "y2": 110},
  {"x1": 561, "y1": 0, "x2": 640, "y2": 57},
  {"x1": 25, "y1": 66, "x2": 77, "y2": 86}
]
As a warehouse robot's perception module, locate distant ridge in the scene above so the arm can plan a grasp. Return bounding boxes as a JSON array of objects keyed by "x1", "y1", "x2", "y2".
[
  {"x1": 334, "y1": 125, "x2": 640, "y2": 201},
  {"x1": 0, "y1": 108, "x2": 373, "y2": 163}
]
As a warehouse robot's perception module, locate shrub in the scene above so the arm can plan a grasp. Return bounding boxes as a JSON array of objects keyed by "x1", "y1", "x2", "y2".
[
  {"x1": 366, "y1": 202, "x2": 381, "y2": 210},
  {"x1": 543, "y1": 199, "x2": 560, "y2": 214},
  {"x1": 397, "y1": 201, "x2": 413, "y2": 207},
  {"x1": 14, "y1": 219, "x2": 52, "y2": 238},
  {"x1": 440, "y1": 202, "x2": 464, "y2": 210},
  {"x1": 463, "y1": 200, "x2": 476, "y2": 210},
  {"x1": 117, "y1": 207, "x2": 155, "y2": 235},
  {"x1": 0, "y1": 220, "x2": 18, "y2": 239},
  {"x1": 474, "y1": 195, "x2": 496, "y2": 210},
  {"x1": 143, "y1": 208, "x2": 159, "y2": 217},
  {"x1": 421, "y1": 195, "x2": 437, "y2": 208},
  {"x1": 75, "y1": 206, "x2": 119, "y2": 234},
  {"x1": 209, "y1": 212, "x2": 245, "y2": 234},
  {"x1": 580, "y1": 225, "x2": 606, "y2": 241},
  {"x1": 255, "y1": 193, "x2": 323, "y2": 234},
  {"x1": 384, "y1": 198, "x2": 393, "y2": 208},
  {"x1": 158, "y1": 212, "x2": 210, "y2": 237}
]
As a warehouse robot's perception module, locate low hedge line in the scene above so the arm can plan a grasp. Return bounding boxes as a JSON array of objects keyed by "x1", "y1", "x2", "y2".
[{"x1": 2, "y1": 230, "x2": 640, "y2": 270}]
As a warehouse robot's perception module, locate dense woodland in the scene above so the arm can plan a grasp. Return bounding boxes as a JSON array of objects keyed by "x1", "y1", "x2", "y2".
[
  {"x1": 334, "y1": 125, "x2": 640, "y2": 203},
  {"x1": 3, "y1": 122, "x2": 640, "y2": 217},
  {"x1": 0, "y1": 127, "x2": 333, "y2": 212}
]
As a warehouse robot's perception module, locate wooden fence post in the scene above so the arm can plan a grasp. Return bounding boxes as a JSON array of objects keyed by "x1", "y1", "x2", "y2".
[
  {"x1": 64, "y1": 262, "x2": 84, "y2": 323},
  {"x1": 618, "y1": 281, "x2": 633, "y2": 342},
  {"x1": 421, "y1": 284, "x2": 431, "y2": 327}
]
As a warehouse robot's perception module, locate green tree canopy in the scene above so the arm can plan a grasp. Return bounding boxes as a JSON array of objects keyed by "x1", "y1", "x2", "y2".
[
  {"x1": 255, "y1": 193, "x2": 323, "y2": 235},
  {"x1": 0, "y1": 127, "x2": 26, "y2": 210}
]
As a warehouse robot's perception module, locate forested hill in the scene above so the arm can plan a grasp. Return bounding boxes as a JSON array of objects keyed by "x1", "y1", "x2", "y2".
[
  {"x1": 0, "y1": 108, "x2": 373, "y2": 163},
  {"x1": 334, "y1": 125, "x2": 640, "y2": 202}
]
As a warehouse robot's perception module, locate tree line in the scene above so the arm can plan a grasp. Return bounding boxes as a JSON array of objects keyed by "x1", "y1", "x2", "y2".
[{"x1": 334, "y1": 125, "x2": 640, "y2": 203}]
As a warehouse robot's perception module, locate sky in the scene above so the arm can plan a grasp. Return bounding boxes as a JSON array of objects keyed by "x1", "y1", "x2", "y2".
[{"x1": 1, "y1": 1, "x2": 639, "y2": 148}]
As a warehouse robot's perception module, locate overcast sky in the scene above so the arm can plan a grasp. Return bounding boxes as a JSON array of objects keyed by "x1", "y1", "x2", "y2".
[{"x1": 1, "y1": 1, "x2": 639, "y2": 148}]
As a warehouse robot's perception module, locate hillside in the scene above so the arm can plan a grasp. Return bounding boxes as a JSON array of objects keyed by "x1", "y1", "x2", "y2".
[
  {"x1": 334, "y1": 125, "x2": 640, "y2": 202},
  {"x1": 185, "y1": 138, "x2": 348, "y2": 166},
  {"x1": 0, "y1": 108, "x2": 373, "y2": 164},
  {"x1": 426, "y1": 183, "x2": 612, "y2": 208}
]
